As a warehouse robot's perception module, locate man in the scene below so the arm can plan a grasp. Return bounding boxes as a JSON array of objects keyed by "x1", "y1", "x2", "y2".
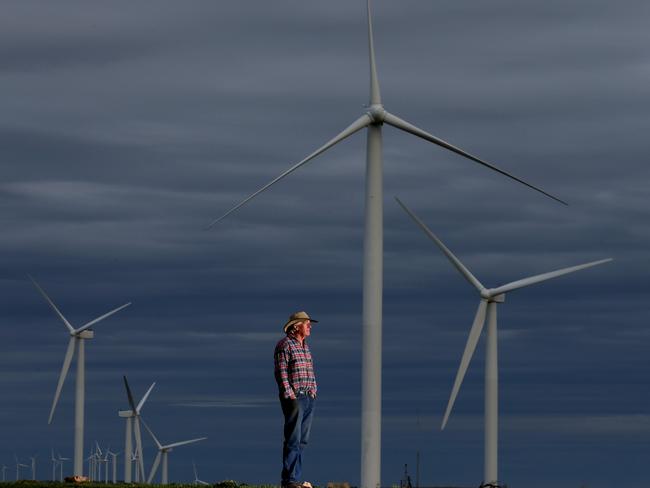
[{"x1": 274, "y1": 311, "x2": 319, "y2": 488}]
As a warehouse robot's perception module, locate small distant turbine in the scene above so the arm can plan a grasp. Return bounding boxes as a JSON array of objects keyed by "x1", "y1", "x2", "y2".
[
  {"x1": 85, "y1": 449, "x2": 95, "y2": 481},
  {"x1": 192, "y1": 461, "x2": 209, "y2": 486},
  {"x1": 102, "y1": 447, "x2": 110, "y2": 483},
  {"x1": 396, "y1": 197, "x2": 612, "y2": 487},
  {"x1": 50, "y1": 449, "x2": 58, "y2": 481},
  {"x1": 107, "y1": 450, "x2": 120, "y2": 484},
  {"x1": 57, "y1": 453, "x2": 69, "y2": 482},
  {"x1": 143, "y1": 420, "x2": 207, "y2": 485},
  {"x1": 1, "y1": 464, "x2": 7, "y2": 482},
  {"x1": 29, "y1": 455, "x2": 37, "y2": 480},
  {"x1": 15, "y1": 456, "x2": 28, "y2": 481},
  {"x1": 120, "y1": 376, "x2": 155, "y2": 483},
  {"x1": 208, "y1": 3, "x2": 565, "y2": 487},
  {"x1": 95, "y1": 442, "x2": 110, "y2": 482},
  {"x1": 30, "y1": 276, "x2": 131, "y2": 476},
  {"x1": 131, "y1": 450, "x2": 140, "y2": 483}
]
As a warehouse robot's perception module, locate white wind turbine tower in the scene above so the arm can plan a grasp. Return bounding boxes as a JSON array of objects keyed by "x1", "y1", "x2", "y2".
[
  {"x1": 208, "y1": 3, "x2": 564, "y2": 487},
  {"x1": 143, "y1": 421, "x2": 207, "y2": 485},
  {"x1": 192, "y1": 461, "x2": 209, "y2": 486},
  {"x1": 120, "y1": 375, "x2": 155, "y2": 483},
  {"x1": 1, "y1": 464, "x2": 7, "y2": 482},
  {"x1": 29, "y1": 276, "x2": 131, "y2": 476},
  {"x1": 396, "y1": 197, "x2": 611, "y2": 487}
]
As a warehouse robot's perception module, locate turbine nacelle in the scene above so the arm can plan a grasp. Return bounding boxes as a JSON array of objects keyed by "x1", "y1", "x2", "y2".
[
  {"x1": 367, "y1": 104, "x2": 386, "y2": 123},
  {"x1": 483, "y1": 292, "x2": 505, "y2": 303}
]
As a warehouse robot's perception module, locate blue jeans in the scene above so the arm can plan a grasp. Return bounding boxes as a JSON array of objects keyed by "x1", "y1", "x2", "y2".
[{"x1": 280, "y1": 393, "x2": 315, "y2": 485}]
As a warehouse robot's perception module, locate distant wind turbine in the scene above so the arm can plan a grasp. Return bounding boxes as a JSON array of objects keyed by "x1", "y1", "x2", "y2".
[
  {"x1": 29, "y1": 455, "x2": 37, "y2": 480},
  {"x1": 107, "y1": 450, "x2": 120, "y2": 484},
  {"x1": 95, "y1": 442, "x2": 110, "y2": 483},
  {"x1": 120, "y1": 376, "x2": 155, "y2": 483},
  {"x1": 208, "y1": 3, "x2": 564, "y2": 487},
  {"x1": 192, "y1": 461, "x2": 209, "y2": 486},
  {"x1": 50, "y1": 450, "x2": 58, "y2": 481},
  {"x1": 143, "y1": 420, "x2": 207, "y2": 485},
  {"x1": 1, "y1": 464, "x2": 7, "y2": 482},
  {"x1": 396, "y1": 197, "x2": 611, "y2": 487},
  {"x1": 29, "y1": 275, "x2": 131, "y2": 476},
  {"x1": 15, "y1": 456, "x2": 28, "y2": 480},
  {"x1": 57, "y1": 453, "x2": 69, "y2": 482},
  {"x1": 85, "y1": 450, "x2": 95, "y2": 481}
]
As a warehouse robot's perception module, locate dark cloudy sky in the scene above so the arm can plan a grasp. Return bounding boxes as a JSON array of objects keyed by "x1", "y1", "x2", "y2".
[{"x1": 1, "y1": 1, "x2": 649, "y2": 487}]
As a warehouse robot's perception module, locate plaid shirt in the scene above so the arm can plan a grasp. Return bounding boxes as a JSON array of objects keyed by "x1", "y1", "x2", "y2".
[{"x1": 274, "y1": 334, "x2": 317, "y2": 399}]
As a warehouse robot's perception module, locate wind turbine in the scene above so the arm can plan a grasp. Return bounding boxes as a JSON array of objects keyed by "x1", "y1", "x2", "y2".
[
  {"x1": 85, "y1": 449, "x2": 95, "y2": 481},
  {"x1": 192, "y1": 461, "x2": 209, "y2": 486},
  {"x1": 94, "y1": 442, "x2": 110, "y2": 482},
  {"x1": 29, "y1": 455, "x2": 37, "y2": 480},
  {"x1": 107, "y1": 450, "x2": 120, "y2": 484},
  {"x1": 395, "y1": 197, "x2": 611, "y2": 487},
  {"x1": 143, "y1": 421, "x2": 207, "y2": 485},
  {"x1": 101, "y1": 448, "x2": 110, "y2": 483},
  {"x1": 50, "y1": 450, "x2": 58, "y2": 481},
  {"x1": 57, "y1": 453, "x2": 69, "y2": 482},
  {"x1": 132, "y1": 450, "x2": 141, "y2": 483},
  {"x1": 1, "y1": 464, "x2": 7, "y2": 482},
  {"x1": 29, "y1": 275, "x2": 131, "y2": 476},
  {"x1": 207, "y1": 2, "x2": 564, "y2": 487},
  {"x1": 120, "y1": 376, "x2": 155, "y2": 482},
  {"x1": 15, "y1": 456, "x2": 28, "y2": 480}
]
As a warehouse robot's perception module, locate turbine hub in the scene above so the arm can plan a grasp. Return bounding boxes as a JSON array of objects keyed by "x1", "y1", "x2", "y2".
[{"x1": 367, "y1": 104, "x2": 385, "y2": 123}]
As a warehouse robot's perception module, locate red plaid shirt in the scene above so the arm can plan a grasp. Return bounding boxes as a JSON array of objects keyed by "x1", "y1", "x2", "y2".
[{"x1": 274, "y1": 334, "x2": 317, "y2": 399}]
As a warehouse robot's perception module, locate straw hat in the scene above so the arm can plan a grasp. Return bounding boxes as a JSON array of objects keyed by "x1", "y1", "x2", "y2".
[{"x1": 283, "y1": 311, "x2": 318, "y2": 333}]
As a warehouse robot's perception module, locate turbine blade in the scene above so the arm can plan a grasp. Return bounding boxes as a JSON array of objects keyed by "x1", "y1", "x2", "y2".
[
  {"x1": 136, "y1": 382, "x2": 156, "y2": 414},
  {"x1": 141, "y1": 418, "x2": 163, "y2": 450},
  {"x1": 163, "y1": 437, "x2": 207, "y2": 450},
  {"x1": 49, "y1": 337, "x2": 76, "y2": 424},
  {"x1": 133, "y1": 417, "x2": 146, "y2": 481},
  {"x1": 395, "y1": 197, "x2": 486, "y2": 293},
  {"x1": 147, "y1": 452, "x2": 161, "y2": 484},
  {"x1": 193, "y1": 462, "x2": 198, "y2": 479},
  {"x1": 29, "y1": 276, "x2": 75, "y2": 334},
  {"x1": 489, "y1": 258, "x2": 613, "y2": 297},
  {"x1": 383, "y1": 111, "x2": 567, "y2": 205},
  {"x1": 123, "y1": 376, "x2": 138, "y2": 413},
  {"x1": 75, "y1": 302, "x2": 131, "y2": 334},
  {"x1": 441, "y1": 300, "x2": 489, "y2": 430},
  {"x1": 367, "y1": 0, "x2": 381, "y2": 104},
  {"x1": 206, "y1": 114, "x2": 372, "y2": 229}
]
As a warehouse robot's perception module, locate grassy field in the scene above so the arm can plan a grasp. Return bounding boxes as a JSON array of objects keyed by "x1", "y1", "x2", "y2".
[{"x1": 0, "y1": 481, "x2": 281, "y2": 488}]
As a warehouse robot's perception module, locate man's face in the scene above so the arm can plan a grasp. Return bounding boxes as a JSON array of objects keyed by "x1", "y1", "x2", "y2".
[{"x1": 296, "y1": 319, "x2": 312, "y2": 338}]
